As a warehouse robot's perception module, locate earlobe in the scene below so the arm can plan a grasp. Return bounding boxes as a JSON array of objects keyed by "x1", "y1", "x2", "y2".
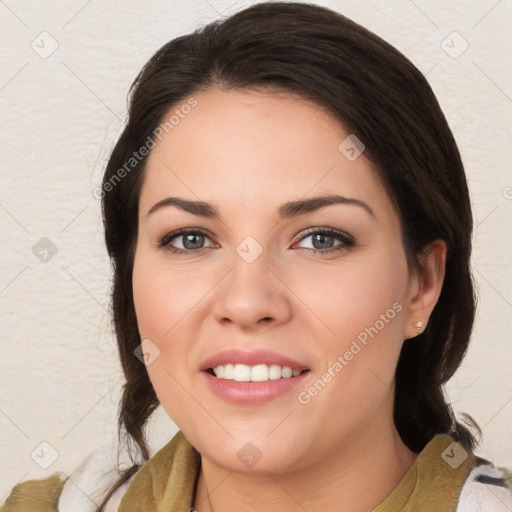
[{"x1": 403, "y1": 239, "x2": 447, "y2": 340}]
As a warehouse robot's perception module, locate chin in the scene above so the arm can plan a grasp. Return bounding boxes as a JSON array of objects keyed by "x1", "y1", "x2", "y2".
[{"x1": 197, "y1": 434, "x2": 309, "y2": 474}]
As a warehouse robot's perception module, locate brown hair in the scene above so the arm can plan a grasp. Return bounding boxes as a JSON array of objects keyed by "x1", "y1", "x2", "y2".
[{"x1": 97, "y1": 2, "x2": 479, "y2": 509}]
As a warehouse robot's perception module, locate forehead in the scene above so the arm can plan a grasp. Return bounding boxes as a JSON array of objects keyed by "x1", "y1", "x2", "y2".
[{"x1": 140, "y1": 88, "x2": 394, "y2": 223}]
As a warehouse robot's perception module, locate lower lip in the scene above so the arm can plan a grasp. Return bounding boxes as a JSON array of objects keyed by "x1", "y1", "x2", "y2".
[{"x1": 200, "y1": 370, "x2": 311, "y2": 404}]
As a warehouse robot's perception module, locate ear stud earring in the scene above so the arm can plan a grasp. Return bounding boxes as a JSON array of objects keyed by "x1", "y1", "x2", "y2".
[{"x1": 414, "y1": 321, "x2": 424, "y2": 333}]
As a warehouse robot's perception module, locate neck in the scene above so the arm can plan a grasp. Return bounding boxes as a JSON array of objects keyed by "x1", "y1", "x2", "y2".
[{"x1": 193, "y1": 417, "x2": 418, "y2": 512}]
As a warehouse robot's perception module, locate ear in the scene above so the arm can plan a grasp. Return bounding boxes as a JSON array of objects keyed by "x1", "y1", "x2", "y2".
[{"x1": 402, "y1": 239, "x2": 447, "y2": 340}]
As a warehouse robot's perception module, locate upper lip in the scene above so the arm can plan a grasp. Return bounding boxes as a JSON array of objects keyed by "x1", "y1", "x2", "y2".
[{"x1": 199, "y1": 348, "x2": 310, "y2": 372}]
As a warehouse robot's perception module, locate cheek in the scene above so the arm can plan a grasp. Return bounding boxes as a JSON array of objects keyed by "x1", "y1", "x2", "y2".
[
  {"x1": 297, "y1": 264, "x2": 407, "y2": 438},
  {"x1": 131, "y1": 248, "x2": 215, "y2": 402},
  {"x1": 132, "y1": 251, "x2": 195, "y2": 426},
  {"x1": 301, "y1": 248, "x2": 408, "y2": 398},
  {"x1": 299, "y1": 253, "x2": 407, "y2": 343},
  {"x1": 132, "y1": 257, "x2": 163, "y2": 339},
  {"x1": 132, "y1": 248, "x2": 207, "y2": 340}
]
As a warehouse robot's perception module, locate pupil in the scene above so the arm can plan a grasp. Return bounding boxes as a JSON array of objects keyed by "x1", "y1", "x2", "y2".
[
  {"x1": 184, "y1": 234, "x2": 203, "y2": 249},
  {"x1": 313, "y1": 233, "x2": 333, "y2": 249}
]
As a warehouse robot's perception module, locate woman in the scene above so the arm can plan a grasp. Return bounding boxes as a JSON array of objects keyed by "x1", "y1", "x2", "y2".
[{"x1": 2, "y1": 2, "x2": 511, "y2": 511}]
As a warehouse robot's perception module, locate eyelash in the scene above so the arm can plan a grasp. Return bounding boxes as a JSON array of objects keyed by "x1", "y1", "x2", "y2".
[{"x1": 157, "y1": 227, "x2": 355, "y2": 256}]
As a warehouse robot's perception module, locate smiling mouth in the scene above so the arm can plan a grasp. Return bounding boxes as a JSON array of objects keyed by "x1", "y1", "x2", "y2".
[{"x1": 205, "y1": 363, "x2": 310, "y2": 382}]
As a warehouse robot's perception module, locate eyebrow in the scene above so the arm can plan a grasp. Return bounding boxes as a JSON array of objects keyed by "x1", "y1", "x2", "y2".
[{"x1": 146, "y1": 194, "x2": 376, "y2": 221}]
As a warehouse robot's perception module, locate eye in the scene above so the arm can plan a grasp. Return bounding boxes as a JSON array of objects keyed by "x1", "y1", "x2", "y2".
[
  {"x1": 157, "y1": 226, "x2": 355, "y2": 256},
  {"x1": 158, "y1": 228, "x2": 215, "y2": 253},
  {"x1": 294, "y1": 227, "x2": 355, "y2": 254}
]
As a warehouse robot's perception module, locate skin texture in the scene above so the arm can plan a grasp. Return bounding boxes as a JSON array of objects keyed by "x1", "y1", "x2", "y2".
[{"x1": 132, "y1": 88, "x2": 447, "y2": 512}]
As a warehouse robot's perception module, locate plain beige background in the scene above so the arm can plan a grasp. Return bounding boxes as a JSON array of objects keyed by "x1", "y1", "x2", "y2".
[{"x1": 0, "y1": 0, "x2": 511, "y2": 500}]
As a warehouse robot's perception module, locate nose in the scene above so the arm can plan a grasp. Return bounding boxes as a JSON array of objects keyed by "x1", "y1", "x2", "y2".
[{"x1": 211, "y1": 245, "x2": 292, "y2": 330}]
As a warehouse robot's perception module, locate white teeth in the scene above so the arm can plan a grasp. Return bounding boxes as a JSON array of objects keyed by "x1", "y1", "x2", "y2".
[
  {"x1": 223, "y1": 364, "x2": 234, "y2": 379},
  {"x1": 233, "y1": 363, "x2": 251, "y2": 381},
  {"x1": 250, "y1": 364, "x2": 269, "y2": 382},
  {"x1": 268, "y1": 364, "x2": 282, "y2": 380},
  {"x1": 281, "y1": 366, "x2": 292, "y2": 378},
  {"x1": 211, "y1": 363, "x2": 305, "y2": 382}
]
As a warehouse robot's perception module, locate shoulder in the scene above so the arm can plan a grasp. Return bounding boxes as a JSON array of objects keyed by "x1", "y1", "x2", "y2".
[
  {"x1": 456, "y1": 456, "x2": 512, "y2": 512},
  {"x1": 0, "y1": 431, "x2": 198, "y2": 512},
  {"x1": 1, "y1": 443, "x2": 127, "y2": 512},
  {"x1": 0, "y1": 472, "x2": 68, "y2": 512}
]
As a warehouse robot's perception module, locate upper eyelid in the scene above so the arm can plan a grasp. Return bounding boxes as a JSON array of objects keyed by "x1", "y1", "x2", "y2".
[
  {"x1": 159, "y1": 227, "x2": 214, "y2": 245},
  {"x1": 294, "y1": 227, "x2": 353, "y2": 244}
]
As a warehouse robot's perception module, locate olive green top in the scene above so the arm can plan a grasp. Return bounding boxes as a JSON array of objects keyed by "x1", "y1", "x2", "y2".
[{"x1": 1, "y1": 431, "x2": 479, "y2": 511}]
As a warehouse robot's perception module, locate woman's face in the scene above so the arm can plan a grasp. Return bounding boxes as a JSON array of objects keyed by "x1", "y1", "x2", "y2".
[{"x1": 132, "y1": 88, "x2": 434, "y2": 473}]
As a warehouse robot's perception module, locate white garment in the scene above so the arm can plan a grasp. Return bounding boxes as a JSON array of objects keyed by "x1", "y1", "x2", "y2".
[
  {"x1": 456, "y1": 464, "x2": 512, "y2": 512},
  {"x1": 58, "y1": 444, "x2": 133, "y2": 512}
]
